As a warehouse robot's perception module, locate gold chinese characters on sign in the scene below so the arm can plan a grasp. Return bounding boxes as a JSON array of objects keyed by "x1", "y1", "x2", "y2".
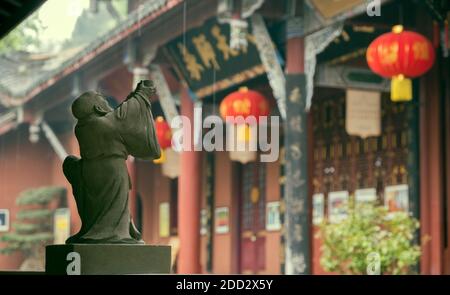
[
  {"x1": 167, "y1": 18, "x2": 263, "y2": 98},
  {"x1": 177, "y1": 43, "x2": 204, "y2": 81},
  {"x1": 176, "y1": 25, "x2": 256, "y2": 81}
]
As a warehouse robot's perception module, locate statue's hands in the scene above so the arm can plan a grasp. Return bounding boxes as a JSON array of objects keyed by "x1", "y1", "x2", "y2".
[{"x1": 136, "y1": 80, "x2": 157, "y2": 96}]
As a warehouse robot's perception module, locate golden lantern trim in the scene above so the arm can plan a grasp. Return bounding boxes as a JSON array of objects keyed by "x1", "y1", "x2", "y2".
[
  {"x1": 392, "y1": 24, "x2": 404, "y2": 34},
  {"x1": 239, "y1": 86, "x2": 249, "y2": 93}
]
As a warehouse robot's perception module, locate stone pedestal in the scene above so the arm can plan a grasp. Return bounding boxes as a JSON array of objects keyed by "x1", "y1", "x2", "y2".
[{"x1": 45, "y1": 244, "x2": 171, "y2": 275}]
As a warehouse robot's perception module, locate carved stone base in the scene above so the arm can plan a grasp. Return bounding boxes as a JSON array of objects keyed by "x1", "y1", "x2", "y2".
[{"x1": 45, "y1": 244, "x2": 171, "y2": 275}]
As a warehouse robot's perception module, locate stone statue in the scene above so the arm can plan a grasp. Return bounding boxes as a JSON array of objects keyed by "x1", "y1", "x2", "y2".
[{"x1": 63, "y1": 80, "x2": 161, "y2": 244}]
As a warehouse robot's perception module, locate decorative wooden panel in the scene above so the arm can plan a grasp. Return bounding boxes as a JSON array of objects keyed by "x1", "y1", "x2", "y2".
[
  {"x1": 240, "y1": 161, "x2": 267, "y2": 273},
  {"x1": 311, "y1": 91, "x2": 408, "y2": 202},
  {"x1": 241, "y1": 162, "x2": 266, "y2": 231}
]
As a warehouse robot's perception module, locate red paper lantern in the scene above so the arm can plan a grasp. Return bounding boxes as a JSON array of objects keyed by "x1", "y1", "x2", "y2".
[
  {"x1": 366, "y1": 25, "x2": 435, "y2": 101},
  {"x1": 155, "y1": 116, "x2": 172, "y2": 149},
  {"x1": 219, "y1": 86, "x2": 270, "y2": 124}
]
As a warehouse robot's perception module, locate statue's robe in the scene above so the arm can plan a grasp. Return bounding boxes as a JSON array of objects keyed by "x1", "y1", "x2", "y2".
[{"x1": 63, "y1": 86, "x2": 161, "y2": 244}]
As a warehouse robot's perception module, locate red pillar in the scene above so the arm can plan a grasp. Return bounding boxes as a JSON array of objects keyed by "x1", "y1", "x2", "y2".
[
  {"x1": 418, "y1": 13, "x2": 444, "y2": 275},
  {"x1": 177, "y1": 87, "x2": 202, "y2": 273},
  {"x1": 286, "y1": 37, "x2": 305, "y2": 74},
  {"x1": 419, "y1": 63, "x2": 444, "y2": 275}
]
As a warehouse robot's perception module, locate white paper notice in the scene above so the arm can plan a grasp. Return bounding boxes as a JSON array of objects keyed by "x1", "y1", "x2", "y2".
[{"x1": 346, "y1": 89, "x2": 381, "y2": 138}]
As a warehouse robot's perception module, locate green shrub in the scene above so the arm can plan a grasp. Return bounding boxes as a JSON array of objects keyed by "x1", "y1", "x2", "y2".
[
  {"x1": 317, "y1": 201, "x2": 421, "y2": 275},
  {"x1": 0, "y1": 186, "x2": 65, "y2": 256}
]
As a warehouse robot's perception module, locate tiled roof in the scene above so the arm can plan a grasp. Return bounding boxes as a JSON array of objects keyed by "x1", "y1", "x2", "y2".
[
  {"x1": 0, "y1": 0, "x2": 181, "y2": 107},
  {"x1": 0, "y1": 47, "x2": 83, "y2": 98}
]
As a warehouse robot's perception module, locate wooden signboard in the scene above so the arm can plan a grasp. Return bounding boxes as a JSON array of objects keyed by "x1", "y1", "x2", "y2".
[
  {"x1": 165, "y1": 18, "x2": 264, "y2": 99},
  {"x1": 310, "y1": 0, "x2": 365, "y2": 19}
]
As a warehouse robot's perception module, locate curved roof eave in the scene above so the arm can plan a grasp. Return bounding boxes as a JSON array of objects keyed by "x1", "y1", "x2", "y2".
[{"x1": 0, "y1": 0, "x2": 183, "y2": 108}]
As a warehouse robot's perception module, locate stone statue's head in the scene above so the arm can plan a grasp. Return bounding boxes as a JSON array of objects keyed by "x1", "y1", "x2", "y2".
[{"x1": 71, "y1": 91, "x2": 113, "y2": 120}]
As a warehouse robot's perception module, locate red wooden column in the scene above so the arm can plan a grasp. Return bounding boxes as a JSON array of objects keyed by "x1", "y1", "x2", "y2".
[
  {"x1": 444, "y1": 56, "x2": 450, "y2": 275},
  {"x1": 418, "y1": 13, "x2": 444, "y2": 275},
  {"x1": 177, "y1": 87, "x2": 202, "y2": 273},
  {"x1": 419, "y1": 62, "x2": 444, "y2": 275},
  {"x1": 286, "y1": 38, "x2": 305, "y2": 74}
]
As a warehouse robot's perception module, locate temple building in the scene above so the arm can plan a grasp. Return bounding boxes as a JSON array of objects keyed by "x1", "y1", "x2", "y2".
[{"x1": 0, "y1": 0, "x2": 449, "y2": 274}]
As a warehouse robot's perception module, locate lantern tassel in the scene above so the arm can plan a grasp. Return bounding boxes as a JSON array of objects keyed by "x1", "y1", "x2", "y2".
[
  {"x1": 237, "y1": 124, "x2": 252, "y2": 143},
  {"x1": 153, "y1": 148, "x2": 166, "y2": 164},
  {"x1": 391, "y1": 75, "x2": 412, "y2": 102}
]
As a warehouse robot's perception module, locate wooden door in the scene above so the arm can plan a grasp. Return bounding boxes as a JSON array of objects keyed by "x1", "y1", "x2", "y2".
[{"x1": 239, "y1": 162, "x2": 266, "y2": 274}]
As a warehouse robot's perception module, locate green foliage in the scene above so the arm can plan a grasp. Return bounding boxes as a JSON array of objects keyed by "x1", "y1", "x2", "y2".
[
  {"x1": 12, "y1": 222, "x2": 42, "y2": 234},
  {"x1": 0, "y1": 186, "x2": 65, "y2": 256},
  {"x1": 317, "y1": 201, "x2": 421, "y2": 275},
  {"x1": 17, "y1": 186, "x2": 65, "y2": 206},
  {"x1": 0, "y1": 233, "x2": 53, "y2": 255},
  {"x1": 0, "y1": 14, "x2": 44, "y2": 54},
  {"x1": 16, "y1": 209, "x2": 53, "y2": 221}
]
